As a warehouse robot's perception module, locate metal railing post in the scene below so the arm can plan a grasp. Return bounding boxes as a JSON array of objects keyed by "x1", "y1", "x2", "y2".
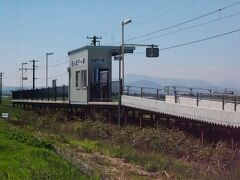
[
  {"x1": 197, "y1": 93, "x2": 199, "y2": 106},
  {"x1": 140, "y1": 87, "x2": 143, "y2": 98},
  {"x1": 174, "y1": 90, "x2": 177, "y2": 103},
  {"x1": 234, "y1": 96, "x2": 237, "y2": 112},
  {"x1": 156, "y1": 89, "x2": 159, "y2": 100},
  {"x1": 222, "y1": 95, "x2": 225, "y2": 110}
]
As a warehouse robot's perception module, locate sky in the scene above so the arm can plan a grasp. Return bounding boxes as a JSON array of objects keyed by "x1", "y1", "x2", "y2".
[{"x1": 0, "y1": 0, "x2": 240, "y2": 88}]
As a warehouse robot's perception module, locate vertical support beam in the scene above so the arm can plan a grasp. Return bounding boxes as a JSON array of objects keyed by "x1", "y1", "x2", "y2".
[
  {"x1": 231, "y1": 132, "x2": 234, "y2": 149},
  {"x1": 124, "y1": 109, "x2": 128, "y2": 126},
  {"x1": 132, "y1": 110, "x2": 136, "y2": 123},
  {"x1": 108, "y1": 109, "x2": 112, "y2": 123},
  {"x1": 167, "y1": 117, "x2": 170, "y2": 127},
  {"x1": 201, "y1": 127, "x2": 204, "y2": 144},
  {"x1": 84, "y1": 107, "x2": 87, "y2": 121},
  {"x1": 139, "y1": 112, "x2": 142, "y2": 128}
]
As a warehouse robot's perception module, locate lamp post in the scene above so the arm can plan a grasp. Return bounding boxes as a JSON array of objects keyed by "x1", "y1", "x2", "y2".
[
  {"x1": 118, "y1": 18, "x2": 132, "y2": 127},
  {"x1": 46, "y1": 52, "x2": 54, "y2": 88},
  {"x1": 122, "y1": 19, "x2": 132, "y2": 88},
  {"x1": 20, "y1": 62, "x2": 28, "y2": 90}
]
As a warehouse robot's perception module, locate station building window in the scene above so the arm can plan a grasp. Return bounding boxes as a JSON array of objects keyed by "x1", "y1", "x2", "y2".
[
  {"x1": 76, "y1": 70, "x2": 87, "y2": 88},
  {"x1": 76, "y1": 70, "x2": 81, "y2": 88},
  {"x1": 81, "y1": 70, "x2": 87, "y2": 87}
]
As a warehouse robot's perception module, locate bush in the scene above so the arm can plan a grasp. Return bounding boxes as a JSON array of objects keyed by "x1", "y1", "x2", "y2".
[{"x1": 4, "y1": 126, "x2": 52, "y2": 149}]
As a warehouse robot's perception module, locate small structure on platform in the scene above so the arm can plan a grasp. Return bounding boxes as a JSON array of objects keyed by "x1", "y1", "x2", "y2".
[{"x1": 68, "y1": 45, "x2": 135, "y2": 104}]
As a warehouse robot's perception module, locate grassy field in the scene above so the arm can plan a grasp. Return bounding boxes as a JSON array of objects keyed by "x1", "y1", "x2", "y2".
[
  {"x1": 1, "y1": 96, "x2": 240, "y2": 179},
  {"x1": 0, "y1": 97, "x2": 88, "y2": 179}
]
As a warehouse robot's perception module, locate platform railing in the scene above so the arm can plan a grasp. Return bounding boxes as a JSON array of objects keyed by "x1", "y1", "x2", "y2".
[
  {"x1": 12, "y1": 83, "x2": 240, "y2": 111},
  {"x1": 123, "y1": 85, "x2": 240, "y2": 112},
  {"x1": 12, "y1": 85, "x2": 69, "y2": 102}
]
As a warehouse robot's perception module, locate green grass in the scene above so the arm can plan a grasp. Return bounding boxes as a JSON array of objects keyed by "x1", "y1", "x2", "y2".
[{"x1": 0, "y1": 121, "x2": 88, "y2": 179}]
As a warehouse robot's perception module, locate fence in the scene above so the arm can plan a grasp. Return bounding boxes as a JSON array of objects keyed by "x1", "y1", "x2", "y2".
[
  {"x1": 123, "y1": 85, "x2": 240, "y2": 111},
  {"x1": 12, "y1": 83, "x2": 240, "y2": 111},
  {"x1": 12, "y1": 85, "x2": 69, "y2": 101},
  {"x1": 12, "y1": 81, "x2": 120, "y2": 102}
]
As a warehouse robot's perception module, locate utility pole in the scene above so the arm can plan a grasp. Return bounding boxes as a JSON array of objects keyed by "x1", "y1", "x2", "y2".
[
  {"x1": 0, "y1": 72, "x2": 3, "y2": 104},
  {"x1": 29, "y1": 60, "x2": 38, "y2": 89},
  {"x1": 87, "y1": 36, "x2": 102, "y2": 46}
]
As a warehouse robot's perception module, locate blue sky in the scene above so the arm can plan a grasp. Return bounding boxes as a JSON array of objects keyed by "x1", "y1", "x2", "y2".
[{"x1": 0, "y1": 0, "x2": 240, "y2": 88}]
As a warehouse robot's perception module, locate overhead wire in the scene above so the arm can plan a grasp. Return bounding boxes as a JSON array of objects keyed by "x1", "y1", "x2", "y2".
[
  {"x1": 127, "y1": 27, "x2": 240, "y2": 55},
  {"x1": 102, "y1": 0, "x2": 190, "y2": 45},
  {"x1": 126, "y1": 1, "x2": 240, "y2": 42},
  {"x1": 158, "y1": 27, "x2": 240, "y2": 51},
  {"x1": 135, "y1": 11, "x2": 240, "y2": 43}
]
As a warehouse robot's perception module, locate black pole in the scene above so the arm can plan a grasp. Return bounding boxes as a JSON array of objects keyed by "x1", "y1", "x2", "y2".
[
  {"x1": 33, "y1": 60, "x2": 35, "y2": 89},
  {"x1": 29, "y1": 59, "x2": 38, "y2": 90}
]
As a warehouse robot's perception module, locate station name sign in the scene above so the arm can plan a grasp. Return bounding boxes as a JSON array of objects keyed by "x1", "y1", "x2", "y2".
[
  {"x1": 72, "y1": 58, "x2": 85, "y2": 67},
  {"x1": 90, "y1": 58, "x2": 104, "y2": 63}
]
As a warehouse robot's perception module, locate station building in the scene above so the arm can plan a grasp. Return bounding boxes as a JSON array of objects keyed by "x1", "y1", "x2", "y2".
[{"x1": 68, "y1": 45, "x2": 135, "y2": 104}]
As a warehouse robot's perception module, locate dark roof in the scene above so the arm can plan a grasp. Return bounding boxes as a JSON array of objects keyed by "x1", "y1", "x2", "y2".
[{"x1": 68, "y1": 45, "x2": 135, "y2": 56}]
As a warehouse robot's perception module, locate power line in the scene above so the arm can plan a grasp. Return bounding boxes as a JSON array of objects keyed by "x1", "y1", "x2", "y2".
[
  {"x1": 102, "y1": 0, "x2": 189, "y2": 45},
  {"x1": 159, "y1": 27, "x2": 240, "y2": 51},
  {"x1": 129, "y1": 27, "x2": 240, "y2": 54},
  {"x1": 134, "y1": 0, "x2": 192, "y2": 26},
  {"x1": 126, "y1": 1, "x2": 240, "y2": 42},
  {"x1": 49, "y1": 60, "x2": 68, "y2": 68},
  {"x1": 49, "y1": 72, "x2": 67, "y2": 79},
  {"x1": 136, "y1": 11, "x2": 240, "y2": 43}
]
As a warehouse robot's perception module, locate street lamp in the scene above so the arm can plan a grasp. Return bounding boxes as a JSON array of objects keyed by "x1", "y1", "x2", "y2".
[
  {"x1": 19, "y1": 62, "x2": 28, "y2": 90},
  {"x1": 122, "y1": 19, "x2": 132, "y2": 88},
  {"x1": 118, "y1": 18, "x2": 132, "y2": 127},
  {"x1": 46, "y1": 52, "x2": 54, "y2": 88}
]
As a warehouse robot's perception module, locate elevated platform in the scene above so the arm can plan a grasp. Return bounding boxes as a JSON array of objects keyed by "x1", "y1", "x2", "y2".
[{"x1": 122, "y1": 95, "x2": 240, "y2": 128}]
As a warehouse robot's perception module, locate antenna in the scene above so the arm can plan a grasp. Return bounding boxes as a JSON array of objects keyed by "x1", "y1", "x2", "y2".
[{"x1": 87, "y1": 36, "x2": 102, "y2": 46}]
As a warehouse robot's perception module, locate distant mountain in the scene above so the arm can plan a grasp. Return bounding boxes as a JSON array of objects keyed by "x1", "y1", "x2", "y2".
[
  {"x1": 125, "y1": 74, "x2": 216, "y2": 89},
  {"x1": 2, "y1": 86, "x2": 20, "y2": 95},
  {"x1": 126, "y1": 80, "x2": 161, "y2": 88}
]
